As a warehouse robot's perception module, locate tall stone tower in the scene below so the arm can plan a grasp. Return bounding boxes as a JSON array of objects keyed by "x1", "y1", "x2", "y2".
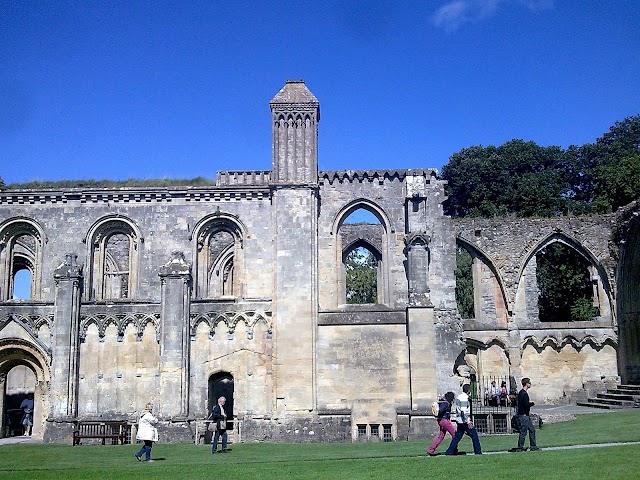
[
  {"x1": 270, "y1": 80, "x2": 319, "y2": 184},
  {"x1": 270, "y1": 80, "x2": 319, "y2": 412}
]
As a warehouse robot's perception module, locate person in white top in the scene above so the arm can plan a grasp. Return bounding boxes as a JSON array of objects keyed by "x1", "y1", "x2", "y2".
[
  {"x1": 445, "y1": 384, "x2": 482, "y2": 455},
  {"x1": 20, "y1": 393, "x2": 34, "y2": 436},
  {"x1": 135, "y1": 403, "x2": 159, "y2": 462}
]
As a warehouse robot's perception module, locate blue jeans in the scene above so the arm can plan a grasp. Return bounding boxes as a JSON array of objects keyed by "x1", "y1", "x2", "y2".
[
  {"x1": 445, "y1": 422, "x2": 482, "y2": 455},
  {"x1": 136, "y1": 440, "x2": 153, "y2": 461},
  {"x1": 212, "y1": 429, "x2": 227, "y2": 452}
]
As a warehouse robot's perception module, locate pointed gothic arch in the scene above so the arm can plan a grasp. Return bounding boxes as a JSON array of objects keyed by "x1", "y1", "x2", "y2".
[
  {"x1": 456, "y1": 237, "x2": 509, "y2": 324},
  {"x1": 333, "y1": 200, "x2": 391, "y2": 306},
  {"x1": 516, "y1": 232, "x2": 612, "y2": 323},
  {"x1": 617, "y1": 213, "x2": 640, "y2": 382}
]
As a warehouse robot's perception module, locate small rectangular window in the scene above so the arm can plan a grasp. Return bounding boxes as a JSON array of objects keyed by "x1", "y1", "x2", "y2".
[
  {"x1": 370, "y1": 424, "x2": 379, "y2": 438},
  {"x1": 473, "y1": 415, "x2": 489, "y2": 434},
  {"x1": 357, "y1": 424, "x2": 367, "y2": 439},
  {"x1": 493, "y1": 415, "x2": 508, "y2": 434},
  {"x1": 382, "y1": 424, "x2": 392, "y2": 442}
]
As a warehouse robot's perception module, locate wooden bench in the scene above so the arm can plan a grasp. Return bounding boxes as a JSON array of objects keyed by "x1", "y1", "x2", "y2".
[{"x1": 72, "y1": 421, "x2": 128, "y2": 446}]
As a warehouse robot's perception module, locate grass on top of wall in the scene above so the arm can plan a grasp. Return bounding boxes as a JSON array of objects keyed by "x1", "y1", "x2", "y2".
[
  {"x1": 1, "y1": 410, "x2": 639, "y2": 480},
  {"x1": 3, "y1": 177, "x2": 216, "y2": 190}
]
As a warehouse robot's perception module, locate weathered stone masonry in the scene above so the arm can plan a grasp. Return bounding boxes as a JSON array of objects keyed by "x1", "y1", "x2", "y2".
[{"x1": 1, "y1": 80, "x2": 639, "y2": 443}]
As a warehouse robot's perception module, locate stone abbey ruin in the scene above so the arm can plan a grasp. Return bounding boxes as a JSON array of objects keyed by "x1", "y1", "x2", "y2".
[{"x1": 1, "y1": 81, "x2": 639, "y2": 443}]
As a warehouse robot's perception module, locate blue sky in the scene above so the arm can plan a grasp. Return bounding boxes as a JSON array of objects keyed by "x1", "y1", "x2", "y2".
[{"x1": 1, "y1": 1, "x2": 639, "y2": 184}]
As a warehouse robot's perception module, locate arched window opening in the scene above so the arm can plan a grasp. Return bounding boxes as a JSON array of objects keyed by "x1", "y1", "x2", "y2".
[
  {"x1": 205, "y1": 231, "x2": 236, "y2": 298},
  {"x1": 12, "y1": 268, "x2": 32, "y2": 300},
  {"x1": 103, "y1": 233, "x2": 131, "y2": 299},
  {"x1": 536, "y1": 242, "x2": 599, "y2": 322},
  {"x1": 456, "y1": 246, "x2": 475, "y2": 319},
  {"x1": 336, "y1": 205, "x2": 388, "y2": 306},
  {"x1": 87, "y1": 218, "x2": 139, "y2": 301},
  {"x1": 343, "y1": 208, "x2": 380, "y2": 225},
  {"x1": 0, "y1": 222, "x2": 43, "y2": 302},
  {"x1": 344, "y1": 245, "x2": 379, "y2": 304}
]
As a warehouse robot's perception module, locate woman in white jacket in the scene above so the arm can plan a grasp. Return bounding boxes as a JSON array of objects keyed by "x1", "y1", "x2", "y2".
[{"x1": 135, "y1": 403, "x2": 159, "y2": 462}]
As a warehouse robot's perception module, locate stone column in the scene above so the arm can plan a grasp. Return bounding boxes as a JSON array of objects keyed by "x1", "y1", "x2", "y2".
[
  {"x1": 272, "y1": 187, "x2": 318, "y2": 412},
  {"x1": 407, "y1": 307, "x2": 438, "y2": 409},
  {"x1": 158, "y1": 251, "x2": 192, "y2": 419},
  {"x1": 404, "y1": 182, "x2": 438, "y2": 408},
  {"x1": 0, "y1": 372, "x2": 5, "y2": 436},
  {"x1": 51, "y1": 254, "x2": 83, "y2": 419}
]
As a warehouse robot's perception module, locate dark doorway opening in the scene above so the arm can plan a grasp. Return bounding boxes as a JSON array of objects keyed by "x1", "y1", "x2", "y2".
[{"x1": 208, "y1": 372, "x2": 234, "y2": 430}]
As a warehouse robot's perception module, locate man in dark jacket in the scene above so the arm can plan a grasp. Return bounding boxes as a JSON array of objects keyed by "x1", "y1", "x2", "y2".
[
  {"x1": 510, "y1": 377, "x2": 539, "y2": 452},
  {"x1": 211, "y1": 396, "x2": 229, "y2": 453}
]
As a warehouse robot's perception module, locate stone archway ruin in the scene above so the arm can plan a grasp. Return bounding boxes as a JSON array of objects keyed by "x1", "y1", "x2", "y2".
[
  {"x1": 0, "y1": 339, "x2": 51, "y2": 441},
  {"x1": 616, "y1": 210, "x2": 640, "y2": 383}
]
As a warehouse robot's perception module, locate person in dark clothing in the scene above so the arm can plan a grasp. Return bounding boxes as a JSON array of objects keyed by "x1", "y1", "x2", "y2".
[
  {"x1": 211, "y1": 396, "x2": 229, "y2": 453},
  {"x1": 510, "y1": 377, "x2": 539, "y2": 452},
  {"x1": 427, "y1": 391, "x2": 456, "y2": 456}
]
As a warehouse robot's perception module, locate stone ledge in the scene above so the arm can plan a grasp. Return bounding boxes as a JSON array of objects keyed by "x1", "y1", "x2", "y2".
[{"x1": 318, "y1": 309, "x2": 406, "y2": 326}]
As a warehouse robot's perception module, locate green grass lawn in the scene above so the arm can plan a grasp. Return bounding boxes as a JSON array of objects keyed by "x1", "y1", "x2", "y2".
[{"x1": 1, "y1": 410, "x2": 639, "y2": 479}]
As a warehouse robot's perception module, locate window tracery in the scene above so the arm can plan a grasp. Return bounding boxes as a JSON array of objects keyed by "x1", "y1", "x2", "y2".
[
  {"x1": 0, "y1": 218, "x2": 45, "y2": 301},
  {"x1": 192, "y1": 214, "x2": 244, "y2": 299},
  {"x1": 86, "y1": 218, "x2": 141, "y2": 301}
]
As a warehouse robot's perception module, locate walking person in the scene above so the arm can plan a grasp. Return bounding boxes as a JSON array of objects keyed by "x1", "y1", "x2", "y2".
[
  {"x1": 510, "y1": 377, "x2": 539, "y2": 452},
  {"x1": 135, "y1": 403, "x2": 159, "y2": 462},
  {"x1": 427, "y1": 392, "x2": 456, "y2": 456},
  {"x1": 19, "y1": 393, "x2": 34, "y2": 436},
  {"x1": 211, "y1": 396, "x2": 229, "y2": 453},
  {"x1": 445, "y1": 384, "x2": 482, "y2": 455}
]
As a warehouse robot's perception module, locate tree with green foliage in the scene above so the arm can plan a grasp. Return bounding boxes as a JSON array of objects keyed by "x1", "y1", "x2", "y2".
[
  {"x1": 455, "y1": 246, "x2": 475, "y2": 318},
  {"x1": 441, "y1": 115, "x2": 640, "y2": 218},
  {"x1": 536, "y1": 242, "x2": 599, "y2": 322},
  {"x1": 573, "y1": 115, "x2": 640, "y2": 213},
  {"x1": 345, "y1": 247, "x2": 377, "y2": 304},
  {"x1": 441, "y1": 139, "x2": 573, "y2": 218}
]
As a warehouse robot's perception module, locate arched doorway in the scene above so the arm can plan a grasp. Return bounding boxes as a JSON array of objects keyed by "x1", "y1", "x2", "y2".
[
  {"x1": 208, "y1": 372, "x2": 234, "y2": 430},
  {"x1": 0, "y1": 341, "x2": 50, "y2": 440},
  {"x1": 617, "y1": 217, "x2": 640, "y2": 383},
  {"x1": 3, "y1": 364, "x2": 35, "y2": 436}
]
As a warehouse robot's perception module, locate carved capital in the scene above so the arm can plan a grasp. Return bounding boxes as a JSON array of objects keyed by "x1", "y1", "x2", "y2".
[
  {"x1": 53, "y1": 253, "x2": 83, "y2": 279},
  {"x1": 158, "y1": 251, "x2": 192, "y2": 277}
]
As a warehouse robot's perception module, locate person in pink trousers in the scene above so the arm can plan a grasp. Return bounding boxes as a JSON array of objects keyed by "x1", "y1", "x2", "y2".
[{"x1": 427, "y1": 391, "x2": 456, "y2": 456}]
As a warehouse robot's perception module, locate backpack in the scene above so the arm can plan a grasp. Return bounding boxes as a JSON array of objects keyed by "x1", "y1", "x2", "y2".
[
  {"x1": 511, "y1": 414, "x2": 521, "y2": 433},
  {"x1": 431, "y1": 401, "x2": 440, "y2": 417}
]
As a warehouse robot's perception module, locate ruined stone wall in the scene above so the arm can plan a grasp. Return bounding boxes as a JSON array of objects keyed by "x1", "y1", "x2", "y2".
[
  {"x1": 454, "y1": 215, "x2": 617, "y2": 315},
  {"x1": 2, "y1": 80, "x2": 637, "y2": 443},
  {"x1": 521, "y1": 343, "x2": 618, "y2": 404},
  {"x1": 455, "y1": 215, "x2": 619, "y2": 402},
  {"x1": 0, "y1": 189, "x2": 274, "y2": 303}
]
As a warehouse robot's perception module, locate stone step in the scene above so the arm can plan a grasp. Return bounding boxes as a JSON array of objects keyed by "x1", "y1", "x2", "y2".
[
  {"x1": 588, "y1": 397, "x2": 626, "y2": 406},
  {"x1": 576, "y1": 401, "x2": 621, "y2": 410},
  {"x1": 608, "y1": 388, "x2": 640, "y2": 397},
  {"x1": 618, "y1": 384, "x2": 640, "y2": 392},
  {"x1": 598, "y1": 392, "x2": 635, "y2": 401}
]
